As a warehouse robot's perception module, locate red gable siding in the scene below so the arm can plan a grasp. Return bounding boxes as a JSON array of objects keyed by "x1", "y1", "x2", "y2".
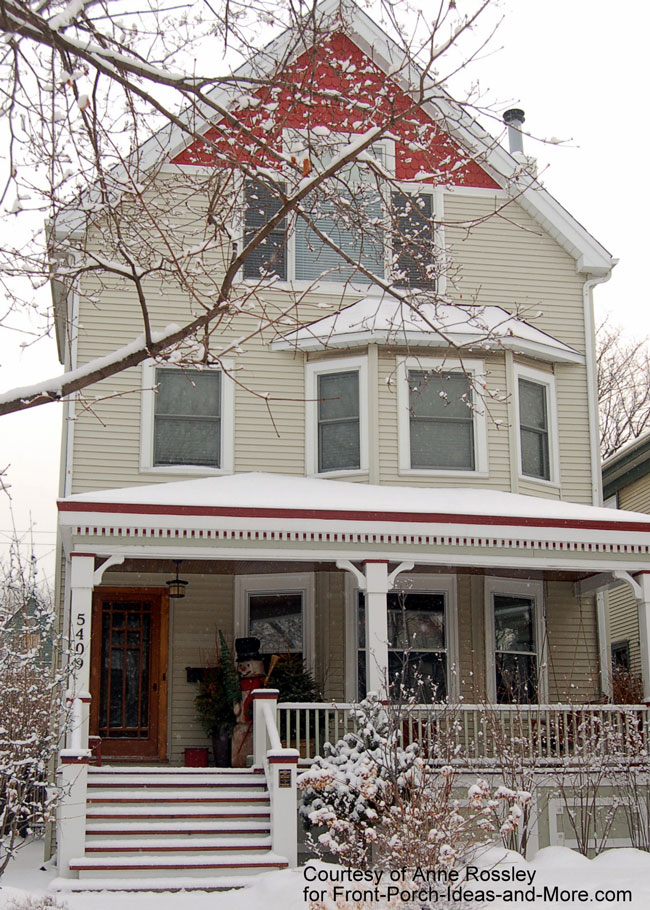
[{"x1": 171, "y1": 32, "x2": 499, "y2": 189}]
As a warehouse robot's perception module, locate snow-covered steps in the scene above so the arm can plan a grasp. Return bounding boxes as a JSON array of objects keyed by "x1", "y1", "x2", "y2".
[
  {"x1": 62, "y1": 765, "x2": 288, "y2": 890},
  {"x1": 68, "y1": 852, "x2": 289, "y2": 879}
]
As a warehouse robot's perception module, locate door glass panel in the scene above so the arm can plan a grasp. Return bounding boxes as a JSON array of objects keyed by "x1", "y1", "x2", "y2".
[{"x1": 99, "y1": 600, "x2": 152, "y2": 739}]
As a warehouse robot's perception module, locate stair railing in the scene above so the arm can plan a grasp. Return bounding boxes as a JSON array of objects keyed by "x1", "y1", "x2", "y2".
[
  {"x1": 252, "y1": 689, "x2": 299, "y2": 867},
  {"x1": 57, "y1": 692, "x2": 92, "y2": 877}
]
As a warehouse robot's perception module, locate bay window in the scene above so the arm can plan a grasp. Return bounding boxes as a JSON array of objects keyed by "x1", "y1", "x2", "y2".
[
  {"x1": 397, "y1": 357, "x2": 488, "y2": 474},
  {"x1": 306, "y1": 356, "x2": 368, "y2": 476}
]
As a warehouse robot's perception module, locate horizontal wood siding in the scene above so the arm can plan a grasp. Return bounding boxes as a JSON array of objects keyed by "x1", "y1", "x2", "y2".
[
  {"x1": 444, "y1": 192, "x2": 593, "y2": 505},
  {"x1": 68, "y1": 183, "x2": 594, "y2": 505},
  {"x1": 545, "y1": 582, "x2": 600, "y2": 702},
  {"x1": 618, "y1": 474, "x2": 650, "y2": 514},
  {"x1": 606, "y1": 583, "x2": 641, "y2": 677}
]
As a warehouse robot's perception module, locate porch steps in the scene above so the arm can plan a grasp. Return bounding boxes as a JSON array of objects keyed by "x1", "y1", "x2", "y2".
[{"x1": 63, "y1": 766, "x2": 288, "y2": 891}]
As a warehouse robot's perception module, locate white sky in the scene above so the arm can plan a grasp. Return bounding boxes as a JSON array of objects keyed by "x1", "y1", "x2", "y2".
[{"x1": 0, "y1": 0, "x2": 647, "y2": 587}]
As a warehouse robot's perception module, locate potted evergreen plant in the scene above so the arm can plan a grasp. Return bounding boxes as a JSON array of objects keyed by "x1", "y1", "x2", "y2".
[{"x1": 194, "y1": 632, "x2": 240, "y2": 766}]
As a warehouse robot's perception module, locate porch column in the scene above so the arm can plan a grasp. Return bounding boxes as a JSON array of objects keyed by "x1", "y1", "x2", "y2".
[
  {"x1": 364, "y1": 560, "x2": 390, "y2": 697},
  {"x1": 636, "y1": 573, "x2": 650, "y2": 703},
  {"x1": 69, "y1": 553, "x2": 95, "y2": 699},
  {"x1": 57, "y1": 553, "x2": 95, "y2": 878}
]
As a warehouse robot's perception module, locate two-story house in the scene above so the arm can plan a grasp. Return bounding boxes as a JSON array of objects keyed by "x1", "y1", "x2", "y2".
[{"x1": 50, "y1": 0, "x2": 650, "y2": 889}]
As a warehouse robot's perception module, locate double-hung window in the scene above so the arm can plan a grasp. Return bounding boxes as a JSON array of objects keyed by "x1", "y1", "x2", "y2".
[
  {"x1": 140, "y1": 362, "x2": 234, "y2": 473},
  {"x1": 306, "y1": 356, "x2": 368, "y2": 476},
  {"x1": 241, "y1": 138, "x2": 441, "y2": 289},
  {"x1": 515, "y1": 365, "x2": 558, "y2": 484},
  {"x1": 354, "y1": 576, "x2": 457, "y2": 703},
  {"x1": 242, "y1": 179, "x2": 287, "y2": 280},
  {"x1": 397, "y1": 357, "x2": 487, "y2": 474},
  {"x1": 485, "y1": 579, "x2": 545, "y2": 704},
  {"x1": 294, "y1": 144, "x2": 387, "y2": 285},
  {"x1": 235, "y1": 573, "x2": 315, "y2": 671},
  {"x1": 391, "y1": 190, "x2": 436, "y2": 290}
]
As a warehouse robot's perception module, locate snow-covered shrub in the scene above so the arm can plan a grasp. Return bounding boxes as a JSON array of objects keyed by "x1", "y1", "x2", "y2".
[
  {"x1": 299, "y1": 695, "x2": 411, "y2": 867},
  {"x1": 4, "y1": 897, "x2": 68, "y2": 910},
  {"x1": 0, "y1": 541, "x2": 67, "y2": 878},
  {"x1": 299, "y1": 695, "x2": 517, "y2": 871}
]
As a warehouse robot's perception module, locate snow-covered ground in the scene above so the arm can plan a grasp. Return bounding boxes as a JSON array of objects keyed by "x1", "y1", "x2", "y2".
[{"x1": 1, "y1": 839, "x2": 650, "y2": 909}]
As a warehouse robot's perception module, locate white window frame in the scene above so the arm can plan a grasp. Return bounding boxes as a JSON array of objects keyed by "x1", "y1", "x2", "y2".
[
  {"x1": 484, "y1": 577, "x2": 547, "y2": 704},
  {"x1": 234, "y1": 573, "x2": 315, "y2": 673},
  {"x1": 390, "y1": 182, "x2": 446, "y2": 295},
  {"x1": 305, "y1": 355, "x2": 369, "y2": 477},
  {"x1": 140, "y1": 360, "x2": 234, "y2": 475},
  {"x1": 397, "y1": 356, "x2": 488, "y2": 476},
  {"x1": 514, "y1": 362, "x2": 560, "y2": 486},
  {"x1": 344, "y1": 572, "x2": 459, "y2": 702}
]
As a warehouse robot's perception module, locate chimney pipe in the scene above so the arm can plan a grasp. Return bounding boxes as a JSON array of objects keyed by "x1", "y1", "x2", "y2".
[{"x1": 503, "y1": 108, "x2": 525, "y2": 155}]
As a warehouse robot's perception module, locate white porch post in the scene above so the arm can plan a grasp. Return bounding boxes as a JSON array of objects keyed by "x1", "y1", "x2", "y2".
[
  {"x1": 364, "y1": 560, "x2": 390, "y2": 697},
  {"x1": 57, "y1": 552, "x2": 95, "y2": 878},
  {"x1": 68, "y1": 553, "x2": 95, "y2": 702},
  {"x1": 636, "y1": 573, "x2": 650, "y2": 703}
]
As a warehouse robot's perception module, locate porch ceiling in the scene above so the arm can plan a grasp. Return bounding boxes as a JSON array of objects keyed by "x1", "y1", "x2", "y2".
[{"x1": 58, "y1": 473, "x2": 650, "y2": 574}]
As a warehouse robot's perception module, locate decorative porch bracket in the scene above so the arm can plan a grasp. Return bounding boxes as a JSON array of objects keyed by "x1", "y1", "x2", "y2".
[
  {"x1": 613, "y1": 571, "x2": 650, "y2": 702},
  {"x1": 93, "y1": 553, "x2": 125, "y2": 586},
  {"x1": 336, "y1": 559, "x2": 414, "y2": 698}
]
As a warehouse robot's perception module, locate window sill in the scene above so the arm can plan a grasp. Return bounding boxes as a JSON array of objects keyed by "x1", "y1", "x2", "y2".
[
  {"x1": 309, "y1": 469, "x2": 369, "y2": 480},
  {"x1": 242, "y1": 277, "x2": 386, "y2": 296},
  {"x1": 139, "y1": 465, "x2": 232, "y2": 476},
  {"x1": 398, "y1": 468, "x2": 490, "y2": 479},
  {"x1": 518, "y1": 474, "x2": 561, "y2": 490}
]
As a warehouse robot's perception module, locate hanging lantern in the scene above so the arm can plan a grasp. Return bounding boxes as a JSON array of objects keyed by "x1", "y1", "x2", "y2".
[{"x1": 166, "y1": 559, "x2": 188, "y2": 598}]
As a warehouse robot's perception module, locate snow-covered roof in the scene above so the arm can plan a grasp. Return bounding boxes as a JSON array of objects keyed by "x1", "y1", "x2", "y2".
[
  {"x1": 271, "y1": 298, "x2": 584, "y2": 363},
  {"x1": 59, "y1": 472, "x2": 650, "y2": 529},
  {"x1": 52, "y1": 0, "x2": 615, "y2": 279}
]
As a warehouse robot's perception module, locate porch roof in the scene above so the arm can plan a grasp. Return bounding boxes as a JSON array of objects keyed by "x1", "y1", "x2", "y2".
[{"x1": 58, "y1": 472, "x2": 650, "y2": 555}]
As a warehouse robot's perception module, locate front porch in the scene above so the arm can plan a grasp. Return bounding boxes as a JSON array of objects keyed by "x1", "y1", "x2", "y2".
[{"x1": 54, "y1": 472, "x2": 650, "y2": 881}]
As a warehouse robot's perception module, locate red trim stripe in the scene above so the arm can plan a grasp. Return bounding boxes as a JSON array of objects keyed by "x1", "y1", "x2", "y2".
[{"x1": 57, "y1": 499, "x2": 650, "y2": 533}]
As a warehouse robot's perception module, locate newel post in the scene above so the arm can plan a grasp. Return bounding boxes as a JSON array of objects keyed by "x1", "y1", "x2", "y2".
[
  {"x1": 252, "y1": 688, "x2": 279, "y2": 768},
  {"x1": 268, "y1": 749, "x2": 299, "y2": 867}
]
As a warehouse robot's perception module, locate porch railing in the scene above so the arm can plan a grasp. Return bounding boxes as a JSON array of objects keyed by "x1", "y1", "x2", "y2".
[{"x1": 277, "y1": 702, "x2": 650, "y2": 765}]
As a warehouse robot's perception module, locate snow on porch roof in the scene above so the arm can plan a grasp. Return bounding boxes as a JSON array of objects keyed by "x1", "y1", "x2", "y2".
[
  {"x1": 58, "y1": 472, "x2": 650, "y2": 533},
  {"x1": 270, "y1": 299, "x2": 584, "y2": 364}
]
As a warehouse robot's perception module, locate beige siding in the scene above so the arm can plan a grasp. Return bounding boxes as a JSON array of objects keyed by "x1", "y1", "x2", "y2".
[
  {"x1": 606, "y1": 584, "x2": 641, "y2": 676},
  {"x1": 444, "y1": 192, "x2": 593, "y2": 505},
  {"x1": 618, "y1": 474, "x2": 650, "y2": 514},
  {"x1": 545, "y1": 582, "x2": 600, "y2": 702},
  {"x1": 67, "y1": 181, "x2": 594, "y2": 506}
]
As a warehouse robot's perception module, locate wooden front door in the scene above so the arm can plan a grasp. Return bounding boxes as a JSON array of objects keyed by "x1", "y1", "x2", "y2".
[{"x1": 90, "y1": 589, "x2": 169, "y2": 760}]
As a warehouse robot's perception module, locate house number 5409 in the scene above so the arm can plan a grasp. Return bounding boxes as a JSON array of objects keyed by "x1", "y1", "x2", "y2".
[{"x1": 73, "y1": 613, "x2": 86, "y2": 672}]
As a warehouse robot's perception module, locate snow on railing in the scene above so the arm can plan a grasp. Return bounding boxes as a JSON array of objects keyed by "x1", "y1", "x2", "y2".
[{"x1": 276, "y1": 702, "x2": 650, "y2": 765}]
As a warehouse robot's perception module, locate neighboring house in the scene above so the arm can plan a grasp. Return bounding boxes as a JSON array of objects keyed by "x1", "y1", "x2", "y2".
[
  {"x1": 602, "y1": 432, "x2": 650, "y2": 686},
  {"x1": 50, "y1": 0, "x2": 650, "y2": 888}
]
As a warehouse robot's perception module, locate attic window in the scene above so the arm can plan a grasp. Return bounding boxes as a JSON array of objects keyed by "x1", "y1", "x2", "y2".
[
  {"x1": 243, "y1": 180, "x2": 287, "y2": 279},
  {"x1": 391, "y1": 191, "x2": 436, "y2": 290}
]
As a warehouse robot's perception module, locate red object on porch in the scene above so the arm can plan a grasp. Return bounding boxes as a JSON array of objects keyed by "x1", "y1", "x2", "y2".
[{"x1": 184, "y1": 747, "x2": 209, "y2": 767}]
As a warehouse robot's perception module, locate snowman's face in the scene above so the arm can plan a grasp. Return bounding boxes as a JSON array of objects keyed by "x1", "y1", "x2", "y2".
[{"x1": 237, "y1": 657, "x2": 264, "y2": 678}]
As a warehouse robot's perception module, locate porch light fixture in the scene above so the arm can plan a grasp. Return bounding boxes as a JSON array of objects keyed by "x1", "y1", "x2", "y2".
[{"x1": 166, "y1": 560, "x2": 189, "y2": 598}]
